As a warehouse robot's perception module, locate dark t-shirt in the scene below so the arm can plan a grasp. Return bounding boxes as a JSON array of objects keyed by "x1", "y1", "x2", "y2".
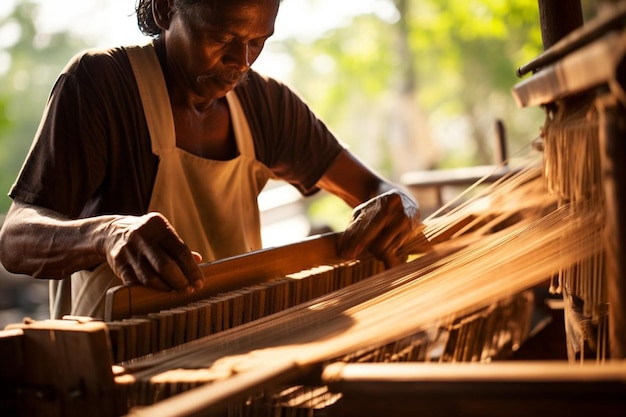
[{"x1": 9, "y1": 45, "x2": 344, "y2": 219}]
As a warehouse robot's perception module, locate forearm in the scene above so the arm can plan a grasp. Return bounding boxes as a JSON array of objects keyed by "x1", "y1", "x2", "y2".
[
  {"x1": 0, "y1": 200, "x2": 118, "y2": 279},
  {"x1": 317, "y1": 149, "x2": 418, "y2": 209},
  {"x1": 317, "y1": 151, "x2": 383, "y2": 206},
  {"x1": 317, "y1": 149, "x2": 426, "y2": 265}
]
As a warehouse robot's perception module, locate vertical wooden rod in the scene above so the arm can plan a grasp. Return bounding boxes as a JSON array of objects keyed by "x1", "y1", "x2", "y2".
[
  {"x1": 598, "y1": 95, "x2": 626, "y2": 359},
  {"x1": 538, "y1": 0, "x2": 584, "y2": 49}
]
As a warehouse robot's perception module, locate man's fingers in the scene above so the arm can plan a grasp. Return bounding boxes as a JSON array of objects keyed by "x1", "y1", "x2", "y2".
[
  {"x1": 380, "y1": 251, "x2": 405, "y2": 269},
  {"x1": 137, "y1": 214, "x2": 203, "y2": 289},
  {"x1": 191, "y1": 251, "x2": 203, "y2": 263},
  {"x1": 339, "y1": 206, "x2": 386, "y2": 259},
  {"x1": 143, "y1": 244, "x2": 200, "y2": 292},
  {"x1": 147, "y1": 216, "x2": 204, "y2": 287},
  {"x1": 108, "y1": 214, "x2": 203, "y2": 292},
  {"x1": 400, "y1": 228, "x2": 433, "y2": 256},
  {"x1": 116, "y1": 263, "x2": 141, "y2": 287}
]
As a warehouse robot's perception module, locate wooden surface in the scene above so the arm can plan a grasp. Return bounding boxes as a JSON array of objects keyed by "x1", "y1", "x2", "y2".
[
  {"x1": 1, "y1": 319, "x2": 125, "y2": 417},
  {"x1": 104, "y1": 232, "x2": 343, "y2": 321},
  {"x1": 599, "y1": 95, "x2": 626, "y2": 359},
  {"x1": 323, "y1": 361, "x2": 626, "y2": 417}
]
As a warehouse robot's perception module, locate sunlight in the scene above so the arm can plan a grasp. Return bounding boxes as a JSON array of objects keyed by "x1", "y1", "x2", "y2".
[{"x1": 26, "y1": 0, "x2": 384, "y2": 78}]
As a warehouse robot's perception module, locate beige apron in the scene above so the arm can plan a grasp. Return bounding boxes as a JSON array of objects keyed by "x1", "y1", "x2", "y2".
[{"x1": 50, "y1": 43, "x2": 272, "y2": 319}]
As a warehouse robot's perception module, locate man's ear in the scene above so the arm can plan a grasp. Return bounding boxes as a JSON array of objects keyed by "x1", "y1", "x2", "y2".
[{"x1": 152, "y1": 0, "x2": 175, "y2": 30}]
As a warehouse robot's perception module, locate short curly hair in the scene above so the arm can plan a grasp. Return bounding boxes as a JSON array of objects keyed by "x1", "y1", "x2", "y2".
[
  {"x1": 135, "y1": 0, "x2": 216, "y2": 38},
  {"x1": 135, "y1": 0, "x2": 281, "y2": 38}
]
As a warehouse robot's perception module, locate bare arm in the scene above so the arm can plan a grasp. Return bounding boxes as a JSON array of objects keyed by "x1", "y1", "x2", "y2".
[
  {"x1": 0, "y1": 200, "x2": 203, "y2": 292},
  {"x1": 317, "y1": 149, "x2": 428, "y2": 267}
]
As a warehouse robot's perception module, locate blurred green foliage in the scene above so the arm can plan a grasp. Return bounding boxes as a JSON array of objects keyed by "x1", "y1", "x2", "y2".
[
  {"x1": 278, "y1": 0, "x2": 546, "y2": 175},
  {"x1": 0, "y1": 1, "x2": 88, "y2": 213},
  {"x1": 276, "y1": 0, "x2": 549, "y2": 228}
]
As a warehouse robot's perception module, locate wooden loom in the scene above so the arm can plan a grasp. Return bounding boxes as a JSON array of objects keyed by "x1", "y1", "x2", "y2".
[{"x1": 2, "y1": 1, "x2": 626, "y2": 416}]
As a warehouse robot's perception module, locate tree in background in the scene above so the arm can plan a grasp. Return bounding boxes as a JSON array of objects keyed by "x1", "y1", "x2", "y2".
[
  {"x1": 412, "y1": 0, "x2": 545, "y2": 167},
  {"x1": 267, "y1": 0, "x2": 547, "y2": 229},
  {"x1": 0, "y1": 1, "x2": 88, "y2": 213},
  {"x1": 276, "y1": 0, "x2": 545, "y2": 177}
]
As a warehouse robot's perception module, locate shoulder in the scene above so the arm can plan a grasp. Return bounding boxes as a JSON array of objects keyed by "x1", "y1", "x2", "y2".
[
  {"x1": 61, "y1": 46, "x2": 135, "y2": 87},
  {"x1": 234, "y1": 70, "x2": 318, "y2": 132},
  {"x1": 65, "y1": 46, "x2": 128, "y2": 70},
  {"x1": 247, "y1": 70, "x2": 289, "y2": 90},
  {"x1": 236, "y1": 70, "x2": 303, "y2": 104},
  {"x1": 51, "y1": 45, "x2": 146, "y2": 116}
]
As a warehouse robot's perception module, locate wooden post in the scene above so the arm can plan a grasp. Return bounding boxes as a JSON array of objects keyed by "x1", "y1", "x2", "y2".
[
  {"x1": 598, "y1": 95, "x2": 626, "y2": 359},
  {"x1": 538, "y1": 0, "x2": 584, "y2": 49}
]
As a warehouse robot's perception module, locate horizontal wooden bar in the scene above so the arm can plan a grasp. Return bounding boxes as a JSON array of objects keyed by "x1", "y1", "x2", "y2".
[{"x1": 104, "y1": 233, "x2": 341, "y2": 321}]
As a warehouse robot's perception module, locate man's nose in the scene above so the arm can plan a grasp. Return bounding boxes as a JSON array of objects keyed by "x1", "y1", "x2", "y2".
[{"x1": 230, "y1": 41, "x2": 250, "y2": 70}]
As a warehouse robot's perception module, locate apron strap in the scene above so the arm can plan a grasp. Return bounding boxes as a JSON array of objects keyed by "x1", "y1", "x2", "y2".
[
  {"x1": 226, "y1": 91, "x2": 257, "y2": 159},
  {"x1": 126, "y1": 43, "x2": 176, "y2": 154}
]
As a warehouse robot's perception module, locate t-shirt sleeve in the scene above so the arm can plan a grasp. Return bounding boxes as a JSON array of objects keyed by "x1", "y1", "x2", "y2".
[{"x1": 237, "y1": 72, "x2": 345, "y2": 196}]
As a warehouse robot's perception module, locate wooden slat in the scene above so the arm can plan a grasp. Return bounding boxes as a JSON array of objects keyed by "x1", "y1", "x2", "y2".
[
  {"x1": 512, "y1": 30, "x2": 626, "y2": 108},
  {"x1": 3, "y1": 319, "x2": 125, "y2": 417},
  {"x1": 0, "y1": 328, "x2": 24, "y2": 415},
  {"x1": 104, "y1": 232, "x2": 341, "y2": 321}
]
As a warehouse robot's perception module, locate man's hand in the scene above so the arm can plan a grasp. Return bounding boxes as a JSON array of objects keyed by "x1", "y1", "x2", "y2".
[
  {"x1": 100, "y1": 212, "x2": 204, "y2": 293},
  {"x1": 338, "y1": 189, "x2": 428, "y2": 268},
  {"x1": 315, "y1": 149, "x2": 431, "y2": 268}
]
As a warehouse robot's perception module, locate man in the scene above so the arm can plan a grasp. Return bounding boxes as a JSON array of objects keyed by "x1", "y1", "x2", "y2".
[{"x1": 0, "y1": 0, "x2": 425, "y2": 319}]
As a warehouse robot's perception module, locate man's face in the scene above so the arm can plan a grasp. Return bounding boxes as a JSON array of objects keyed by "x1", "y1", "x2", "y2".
[{"x1": 164, "y1": 0, "x2": 279, "y2": 99}]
